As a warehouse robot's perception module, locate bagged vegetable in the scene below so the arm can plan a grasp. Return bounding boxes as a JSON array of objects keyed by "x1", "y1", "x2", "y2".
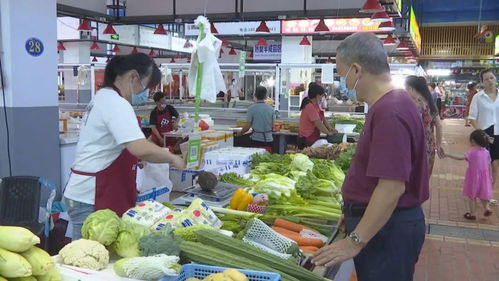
[
  {"x1": 19, "y1": 246, "x2": 54, "y2": 276},
  {"x1": 59, "y1": 239, "x2": 109, "y2": 271},
  {"x1": 0, "y1": 226, "x2": 40, "y2": 252},
  {"x1": 36, "y1": 267, "x2": 62, "y2": 281},
  {"x1": 81, "y1": 209, "x2": 121, "y2": 246},
  {"x1": 114, "y1": 254, "x2": 180, "y2": 280},
  {"x1": 122, "y1": 200, "x2": 171, "y2": 228},
  {"x1": 0, "y1": 248, "x2": 32, "y2": 278}
]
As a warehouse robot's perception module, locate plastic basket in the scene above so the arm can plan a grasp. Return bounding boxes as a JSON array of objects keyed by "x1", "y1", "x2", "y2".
[{"x1": 160, "y1": 264, "x2": 280, "y2": 281}]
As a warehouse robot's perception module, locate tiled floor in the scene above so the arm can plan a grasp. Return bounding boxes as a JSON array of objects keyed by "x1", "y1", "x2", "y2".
[{"x1": 414, "y1": 119, "x2": 499, "y2": 281}]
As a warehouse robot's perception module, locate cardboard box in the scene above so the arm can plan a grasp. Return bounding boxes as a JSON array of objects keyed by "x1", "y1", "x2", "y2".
[{"x1": 136, "y1": 186, "x2": 171, "y2": 203}]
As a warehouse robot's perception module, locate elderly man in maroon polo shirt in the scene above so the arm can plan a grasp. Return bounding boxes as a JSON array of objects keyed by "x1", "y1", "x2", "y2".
[{"x1": 312, "y1": 33, "x2": 429, "y2": 281}]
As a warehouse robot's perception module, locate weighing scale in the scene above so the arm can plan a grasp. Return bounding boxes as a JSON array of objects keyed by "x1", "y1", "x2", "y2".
[{"x1": 170, "y1": 182, "x2": 240, "y2": 207}]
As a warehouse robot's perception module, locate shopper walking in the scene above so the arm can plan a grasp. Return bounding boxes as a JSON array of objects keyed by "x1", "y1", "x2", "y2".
[
  {"x1": 430, "y1": 82, "x2": 442, "y2": 118},
  {"x1": 465, "y1": 82, "x2": 478, "y2": 127},
  {"x1": 226, "y1": 78, "x2": 240, "y2": 108},
  {"x1": 405, "y1": 76, "x2": 445, "y2": 175},
  {"x1": 63, "y1": 54, "x2": 184, "y2": 239},
  {"x1": 468, "y1": 69, "x2": 499, "y2": 189},
  {"x1": 297, "y1": 82, "x2": 335, "y2": 149},
  {"x1": 312, "y1": 33, "x2": 428, "y2": 281},
  {"x1": 238, "y1": 86, "x2": 275, "y2": 150},
  {"x1": 444, "y1": 130, "x2": 493, "y2": 220}
]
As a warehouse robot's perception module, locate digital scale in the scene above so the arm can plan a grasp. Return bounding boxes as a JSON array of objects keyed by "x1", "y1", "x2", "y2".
[{"x1": 170, "y1": 182, "x2": 240, "y2": 207}]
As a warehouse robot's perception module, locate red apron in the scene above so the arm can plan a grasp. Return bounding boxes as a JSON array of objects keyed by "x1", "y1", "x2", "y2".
[
  {"x1": 151, "y1": 108, "x2": 176, "y2": 147},
  {"x1": 305, "y1": 104, "x2": 325, "y2": 144},
  {"x1": 71, "y1": 86, "x2": 139, "y2": 216}
]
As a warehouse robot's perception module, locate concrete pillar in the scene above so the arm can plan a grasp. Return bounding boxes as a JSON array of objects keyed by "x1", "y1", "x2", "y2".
[{"x1": 0, "y1": 0, "x2": 60, "y2": 188}]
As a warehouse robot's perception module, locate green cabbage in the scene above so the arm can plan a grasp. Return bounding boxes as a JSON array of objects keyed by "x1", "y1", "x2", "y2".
[
  {"x1": 81, "y1": 209, "x2": 121, "y2": 246},
  {"x1": 252, "y1": 173, "x2": 296, "y2": 198},
  {"x1": 291, "y1": 153, "x2": 314, "y2": 172},
  {"x1": 111, "y1": 222, "x2": 151, "y2": 258}
]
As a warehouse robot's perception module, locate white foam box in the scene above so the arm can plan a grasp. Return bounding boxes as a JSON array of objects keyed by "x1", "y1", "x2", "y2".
[
  {"x1": 169, "y1": 168, "x2": 204, "y2": 191},
  {"x1": 136, "y1": 186, "x2": 171, "y2": 203},
  {"x1": 202, "y1": 147, "x2": 267, "y2": 175}
]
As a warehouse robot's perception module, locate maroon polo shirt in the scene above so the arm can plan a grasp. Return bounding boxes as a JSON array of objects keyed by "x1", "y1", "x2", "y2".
[{"x1": 341, "y1": 89, "x2": 429, "y2": 208}]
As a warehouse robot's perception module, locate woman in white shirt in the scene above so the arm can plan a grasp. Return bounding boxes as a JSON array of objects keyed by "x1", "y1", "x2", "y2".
[
  {"x1": 468, "y1": 69, "x2": 499, "y2": 190},
  {"x1": 63, "y1": 54, "x2": 184, "y2": 239}
]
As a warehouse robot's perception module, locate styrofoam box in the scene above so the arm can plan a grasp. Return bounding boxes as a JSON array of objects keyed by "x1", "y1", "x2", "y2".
[
  {"x1": 169, "y1": 168, "x2": 204, "y2": 191},
  {"x1": 136, "y1": 186, "x2": 171, "y2": 203},
  {"x1": 202, "y1": 147, "x2": 266, "y2": 173}
]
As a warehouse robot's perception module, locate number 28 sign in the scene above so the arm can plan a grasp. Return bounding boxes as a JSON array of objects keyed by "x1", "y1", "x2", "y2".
[{"x1": 25, "y1": 38, "x2": 44, "y2": 57}]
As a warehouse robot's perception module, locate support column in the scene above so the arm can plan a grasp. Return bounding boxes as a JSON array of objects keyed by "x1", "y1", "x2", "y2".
[{"x1": 0, "y1": 0, "x2": 60, "y2": 188}]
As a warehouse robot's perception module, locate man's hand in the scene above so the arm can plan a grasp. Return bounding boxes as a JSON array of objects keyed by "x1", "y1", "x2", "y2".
[{"x1": 311, "y1": 238, "x2": 363, "y2": 267}]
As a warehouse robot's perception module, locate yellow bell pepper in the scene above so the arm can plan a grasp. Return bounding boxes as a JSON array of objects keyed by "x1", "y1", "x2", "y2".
[
  {"x1": 236, "y1": 193, "x2": 253, "y2": 211},
  {"x1": 229, "y1": 188, "x2": 245, "y2": 209}
]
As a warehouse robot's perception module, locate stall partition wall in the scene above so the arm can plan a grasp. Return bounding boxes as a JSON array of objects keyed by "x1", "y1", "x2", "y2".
[{"x1": 0, "y1": 0, "x2": 60, "y2": 192}]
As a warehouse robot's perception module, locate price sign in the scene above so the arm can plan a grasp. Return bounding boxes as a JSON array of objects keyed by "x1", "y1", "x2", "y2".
[{"x1": 25, "y1": 38, "x2": 44, "y2": 57}]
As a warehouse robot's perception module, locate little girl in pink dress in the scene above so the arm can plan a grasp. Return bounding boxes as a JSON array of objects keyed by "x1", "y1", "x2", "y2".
[{"x1": 446, "y1": 129, "x2": 493, "y2": 220}]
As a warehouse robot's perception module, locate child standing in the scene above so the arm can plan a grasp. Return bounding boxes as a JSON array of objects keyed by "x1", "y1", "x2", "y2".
[{"x1": 445, "y1": 129, "x2": 493, "y2": 220}]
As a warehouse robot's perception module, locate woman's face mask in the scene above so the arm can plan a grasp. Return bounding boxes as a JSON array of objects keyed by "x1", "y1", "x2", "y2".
[{"x1": 131, "y1": 76, "x2": 149, "y2": 105}]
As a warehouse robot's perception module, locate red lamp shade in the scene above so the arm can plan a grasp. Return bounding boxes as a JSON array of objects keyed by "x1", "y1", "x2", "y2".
[
  {"x1": 90, "y1": 41, "x2": 100, "y2": 50},
  {"x1": 256, "y1": 38, "x2": 268, "y2": 47},
  {"x1": 92, "y1": 56, "x2": 98, "y2": 62},
  {"x1": 183, "y1": 40, "x2": 193, "y2": 48},
  {"x1": 383, "y1": 34, "x2": 397, "y2": 46},
  {"x1": 103, "y1": 24, "x2": 117, "y2": 34},
  {"x1": 255, "y1": 21, "x2": 270, "y2": 33},
  {"x1": 131, "y1": 47, "x2": 139, "y2": 54},
  {"x1": 77, "y1": 19, "x2": 92, "y2": 31},
  {"x1": 378, "y1": 20, "x2": 395, "y2": 31},
  {"x1": 397, "y1": 41, "x2": 409, "y2": 50},
  {"x1": 314, "y1": 19, "x2": 330, "y2": 32},
  {"x1": 222, "y1": 39, "x2": 230, "y2": 47},
  {"x1": 228, "y1": 48, "x2": 237, "y2": 55},
  {"x1": 371, "y1": 11, "x2": 390, "y2": 23},
  {"x1": 359, "y1": 0, "x2": 384, "y2": 13},
  {"x1": 154, "y1": 24, "x2": 167, "y2": 35},
  {"x1": 210, "y1": 22, "x2": 219, "y2": 34},
  {"x1": 170, "y1": 57, "x2": 176, "y2": 63},
  {"x1": 299, "y1": 36, "x2": 311, "y2": 46},
  {"x1": 112, "y1": 44, "x2": 121, "y2": 53},
  {"x1": 57, "y1": 42, "x2": 66, "y2": 51},
  {"x1": 148, "y1": 49, "x2": 157, "y2": 57}
]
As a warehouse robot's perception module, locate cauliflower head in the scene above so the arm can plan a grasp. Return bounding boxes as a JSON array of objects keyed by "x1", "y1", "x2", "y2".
[{"x1": 59, "y1": 239, "x2": 109, "y2": 270}]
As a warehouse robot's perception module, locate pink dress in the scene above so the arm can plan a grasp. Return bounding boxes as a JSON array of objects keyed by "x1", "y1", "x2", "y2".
[{"x1": 463, "y1": 147, "x2": 493, "y2": 200}]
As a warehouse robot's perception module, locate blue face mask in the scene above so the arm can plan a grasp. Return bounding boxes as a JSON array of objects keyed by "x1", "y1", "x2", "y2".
[
  {"x1": 132, "y1": 88, "x2": 149, "y2": 105},
  {"x1": 340, "y1": 66, "x2": 359, "y2": 101}
]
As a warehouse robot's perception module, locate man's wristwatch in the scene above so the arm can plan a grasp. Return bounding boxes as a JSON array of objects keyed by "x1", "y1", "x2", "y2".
[{"x1": 348, "y1": 232, "x2": 366, "y2": 247}]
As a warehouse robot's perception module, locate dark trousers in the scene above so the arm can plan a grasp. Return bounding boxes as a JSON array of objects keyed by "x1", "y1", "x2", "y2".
[{"x1": 344, "y1": 204, "x2": 425, "y2": 281}]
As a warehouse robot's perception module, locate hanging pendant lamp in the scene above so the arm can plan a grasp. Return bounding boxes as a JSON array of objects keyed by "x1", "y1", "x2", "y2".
[
  {"x1": 256, "y1": 38, "x2": 268, "y2": 47},
  {"x1": 112, "y1": 44, "x2": 121, "y2": 53},
  {"x1": 314, "y1": 19, "x2": 330, "y2": 32},
  {"x1": 103, "y1": 23, "x2": 117, "y2": 34},
  {"x1": 359, "y1": 0, "x2": 384, "y2": 13},
  {"x1": 299, "y1": 36, "x2": 311, "y2": 46},
  {"x1": 90, "y1": 41, "x2": 100, "y2": 50},
  {"x1": 78, "y1": 19, "x2": 92, "y2": 31},
  {"x1": 154, "y1": 24, "x2": 167, "y2": 35},
  {"x1": 57, "y1": 42, "x2": 66, "y2": 51},
  {"x1": 256, "y1": 21, "x2": 270, "y2": 33}
]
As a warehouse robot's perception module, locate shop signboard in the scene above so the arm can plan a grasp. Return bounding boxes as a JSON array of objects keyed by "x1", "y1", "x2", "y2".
[
  {"x1": 495, "y1": 35, "x2": 499, "y2": 56},
  {"x1": 253, "y1": 44, "x2": 281, "y2": 61},
  {"x1": 281, "y1": 18, "x2": 381, "y2": 34},
  {"x1": 409, "y1": 6, "x2": 422, "y2": 53},
  {"x1": 25, "y1": 38, "x2": 44, "y2": 57},
  {"x1": 185, "y1": 21, "x2": 280, "y2": 36}
]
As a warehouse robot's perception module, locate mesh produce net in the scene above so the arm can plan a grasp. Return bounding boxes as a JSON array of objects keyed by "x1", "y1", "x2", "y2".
[{"x1": 241, "y1": 218, "x2": 299, "y2": 257}]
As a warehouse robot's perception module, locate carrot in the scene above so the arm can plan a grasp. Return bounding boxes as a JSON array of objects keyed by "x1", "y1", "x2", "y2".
[
  {"x1": 274, "y1": 218, "x2": 319, "y2": 233},
  {"x1": 300, "y1": 246, "x2": 320, "y2": 254},
  {"x1": 272, "y1": 226, "x2": 324, "y2": 247}
]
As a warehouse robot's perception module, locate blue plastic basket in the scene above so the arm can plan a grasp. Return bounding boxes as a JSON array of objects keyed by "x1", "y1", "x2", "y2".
[{"x1": 159, "y1": 264, "x2": 281, "y2": 281}]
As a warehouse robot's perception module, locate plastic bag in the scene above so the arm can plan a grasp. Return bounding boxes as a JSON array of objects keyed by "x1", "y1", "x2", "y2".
[{"x1": 136, "y1": 162, "x2": 172, "y2": 193}]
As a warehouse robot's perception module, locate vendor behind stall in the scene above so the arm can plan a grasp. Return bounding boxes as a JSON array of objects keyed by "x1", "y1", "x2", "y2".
[
  {"x1": 63, "y1": 54, "x2": 184, "y2": 240},
  {"x1": 149, "y1": 91, "x2": 179, "y2": 148},
  {"x1": 238, "y1": 86, "x2": 275, "y2": 150},
  {"x1": 298, "y1": 83, "x2": 335, "y2": 149}
]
